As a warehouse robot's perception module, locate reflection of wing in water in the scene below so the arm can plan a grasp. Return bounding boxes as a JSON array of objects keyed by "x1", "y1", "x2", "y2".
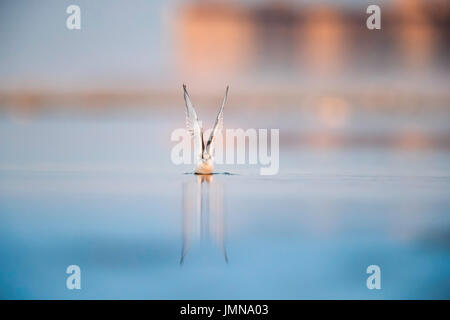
[{"x1": 181, "y1": 175, "x2": 227, "y2": 264}]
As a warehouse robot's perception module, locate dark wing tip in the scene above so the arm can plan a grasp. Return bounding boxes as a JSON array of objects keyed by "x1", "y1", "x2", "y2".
[{"x1": 183, "y1": 84, "x2": 190, "y2": 99}]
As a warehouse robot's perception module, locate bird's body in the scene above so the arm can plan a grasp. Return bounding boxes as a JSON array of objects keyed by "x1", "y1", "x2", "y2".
[
  {"x1": 195, "y1": 158, "x2": 214, "y2": 175},
  {"x1": 183, "y1": 84, "x2": 229, "y2": 175}
]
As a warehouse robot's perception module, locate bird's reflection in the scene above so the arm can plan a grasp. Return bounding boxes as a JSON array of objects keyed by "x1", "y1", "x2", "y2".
[{"x1": 181, "y1": 174, "x2": 227, "y2": 264}]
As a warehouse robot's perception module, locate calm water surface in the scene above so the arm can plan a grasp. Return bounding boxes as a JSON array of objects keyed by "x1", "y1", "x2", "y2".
[{"x1": 0, "y1": 114, "x2": 449, "y2": 299}]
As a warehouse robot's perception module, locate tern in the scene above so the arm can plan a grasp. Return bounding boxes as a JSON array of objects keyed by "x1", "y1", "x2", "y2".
[{"x1": 183, "y1": 84, "x2": 229, "y2": 174}]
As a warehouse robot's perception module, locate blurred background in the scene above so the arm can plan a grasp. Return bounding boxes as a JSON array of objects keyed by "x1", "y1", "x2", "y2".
[
  {"x1": 0, "y1": 0, "x2": 449, "y2": 299},
  {"x1": 0, "y1": 0, "x2": 449, "y2": 152}
]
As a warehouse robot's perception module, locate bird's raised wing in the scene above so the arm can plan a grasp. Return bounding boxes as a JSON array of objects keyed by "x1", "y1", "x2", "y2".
[
  {"x1": 183, "y1": 84, "x2": 204, "y2": 161},
  {"x1": 205, "y1": 86, "x2": 229, "y2": 155}
]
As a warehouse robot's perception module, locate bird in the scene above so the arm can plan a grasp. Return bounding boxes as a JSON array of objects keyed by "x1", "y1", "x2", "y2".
[{"x1": 183, "y1": 84, "x2": 229, "y2": 174}]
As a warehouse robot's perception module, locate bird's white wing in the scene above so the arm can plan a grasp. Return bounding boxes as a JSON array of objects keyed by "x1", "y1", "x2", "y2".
[
  {"x1": 205, "y1": 86, "x2": 229, "y2": 155},
  {"x1": 183, "y1": 84, "x2": 204, "y2": 161}
]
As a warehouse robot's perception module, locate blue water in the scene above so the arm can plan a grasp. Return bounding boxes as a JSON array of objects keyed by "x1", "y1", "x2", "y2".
[{"x1": 0, "y1": 114, "x2": 449, "y2": 299}]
